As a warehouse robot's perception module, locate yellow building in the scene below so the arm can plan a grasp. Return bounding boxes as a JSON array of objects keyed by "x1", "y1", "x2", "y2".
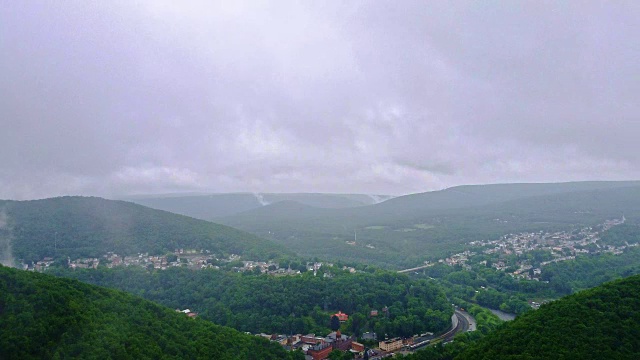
[{"x1": 379, "y1": 337, "x2": 402, "y2": 352}]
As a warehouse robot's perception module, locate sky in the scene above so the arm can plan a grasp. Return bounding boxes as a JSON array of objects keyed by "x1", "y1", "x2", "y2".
[{"x1": 1, "y1": 1, "x2": 639, "y2": 200}]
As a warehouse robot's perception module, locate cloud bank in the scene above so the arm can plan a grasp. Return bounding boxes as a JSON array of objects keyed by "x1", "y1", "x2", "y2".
[{"x1": 1, "y1": 1, "x2": 639, "y2": 199}]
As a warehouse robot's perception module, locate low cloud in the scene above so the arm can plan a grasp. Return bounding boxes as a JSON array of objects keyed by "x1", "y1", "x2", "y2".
[{"x1": 1, "y1": 1, "x2": 639, "y2": 199}]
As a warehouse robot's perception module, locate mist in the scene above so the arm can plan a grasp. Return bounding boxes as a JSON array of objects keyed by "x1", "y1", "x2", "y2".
[{"x1": 0, "y1": 208, "x2": 15, "y2": 268}]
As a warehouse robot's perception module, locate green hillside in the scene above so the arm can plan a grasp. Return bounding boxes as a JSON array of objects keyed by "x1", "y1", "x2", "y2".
[
  {"x1": 456, "y1": 274, "x2": 640, "y2": 360},
  {"x1": 217, "y1": 182, "x2": 640, "y2": 267},
  {"x1": 0, "y1": 196, "x2": 290, "y2": 264},
  {"x1": 52, "y1": 266, "x2": 453, "y2": 338},
  {"x1": 0, "y1": 265, "x2": 301, "y2": 360}
]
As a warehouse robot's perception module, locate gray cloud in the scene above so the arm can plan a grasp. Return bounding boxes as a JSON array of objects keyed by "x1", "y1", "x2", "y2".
[{"x1": 1, "y1": 0, "x2": 639, "y2": 199}]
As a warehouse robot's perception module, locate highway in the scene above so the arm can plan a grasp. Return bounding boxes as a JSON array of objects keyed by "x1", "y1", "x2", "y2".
[
  {"x1": 397, "y1": 264, "x2": 433, "y2": 273},
  {"x1": 441, "y1": 310, "x2": 470, "y2": 342},
  {"x1": 407, "y1": 309, "x2": 476, "y2": 352}
]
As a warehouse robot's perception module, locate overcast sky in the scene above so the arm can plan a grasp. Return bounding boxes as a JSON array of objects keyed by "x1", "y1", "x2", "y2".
[{"x1": 1, "y1": 1, "x2": 639, "y2": 199}]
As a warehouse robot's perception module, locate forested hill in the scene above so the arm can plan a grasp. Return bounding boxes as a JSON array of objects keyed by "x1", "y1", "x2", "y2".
[
  {"x1": 456, "y1": 274, "x2": 640, "y2": 360},
  {"x1": 0, "y1": 196, "x2": 290, "y2": 264},
  {"x1": 0, "y1": 265, "x2": 301, "y2": 360},
  {"x1": 217, "y1": 182, "x2": 640, "y2": 267},
  {"x1": 52, "y1": 266, "x2": 454, "y2": 338}
]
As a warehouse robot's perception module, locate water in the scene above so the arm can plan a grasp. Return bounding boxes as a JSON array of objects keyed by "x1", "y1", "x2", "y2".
[{"x1": 489, "y1": 308, "x2": 516, "y2": 321}]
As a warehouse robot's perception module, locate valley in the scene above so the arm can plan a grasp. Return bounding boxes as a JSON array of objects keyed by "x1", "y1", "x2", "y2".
[{"x1": 2, "y1": 182, "x2": 640, "y2": 359}]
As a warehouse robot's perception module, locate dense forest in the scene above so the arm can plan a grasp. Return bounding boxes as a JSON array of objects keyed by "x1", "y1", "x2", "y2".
[
  {"x1": 51, "y1": 266, "x2": 453, "y2": 338},
  {"x1": 455, "y1": 274, "x2": 640, "y2": 359},
  {"x1": 540, "y1": 246, "x2": 640, "y2": 293},
  {"x1": 0, "y1": 196, "x2": 290, "y2": 263},
  {"x1": 0, "y1": 265, "x2": 303, "y2": 360},
  {"x1": 401, "y1": 274, "x2": 640, "y2": 360}
]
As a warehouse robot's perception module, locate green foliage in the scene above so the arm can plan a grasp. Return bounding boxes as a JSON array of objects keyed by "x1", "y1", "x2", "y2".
[
  {"x1": 457, "y1": 275, "x2": 640, "y2": 359},
  {"x1": 599, "y1": 223, "x2": 640, "y2": 247},
  {"x1": 401, "y1": 331, "x2": 484, "y2": 360},
  {"x1": 541, "y1": 247, "x2": 640, "y2": 294},
  {"x1": 1, "y1": 196, "x2": 290, "y2": 263},
  {"x1": 329, "y1": 349, "x2": 355, "y2": 360},
  {"x1": 51, "y1": 267, "x2": 453, "y2": 338},
  {"x1": 0, "y1": 265, "x2": 301, "y2": 360},
  {"x1": 330, "y1": 315, "x2": 340, "y2": 331},
  {"x1": 465, "y1": 305, "x2": 502, "y2": 334}
]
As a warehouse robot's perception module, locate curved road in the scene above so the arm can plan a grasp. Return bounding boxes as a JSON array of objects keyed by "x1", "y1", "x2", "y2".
[
  {"x1": 438, "y1": 309, "x2": 475, "y2": 343},
  {"x1": 403, "y1": 309, "x2": 476, "y2": 353}
]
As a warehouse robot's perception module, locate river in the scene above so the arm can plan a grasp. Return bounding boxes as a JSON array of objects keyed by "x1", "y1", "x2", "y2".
[{"x1": 488, "y1": 308, "x2": 516, "y2": 321}]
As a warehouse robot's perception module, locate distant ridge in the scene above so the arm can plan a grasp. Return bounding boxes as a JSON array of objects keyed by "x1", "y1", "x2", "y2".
[
  {"x1": 124, "y1": 192, "x2": 394, "y2": 220},
  {"x1": 215, "y1": 181, "x2": 640, "y2": 266}
]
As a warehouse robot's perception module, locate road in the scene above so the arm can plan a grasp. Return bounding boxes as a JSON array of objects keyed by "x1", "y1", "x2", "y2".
[
  {"x1": 441, "y1": 310, "x2": 468, "y2": 341},
  {"x1": 436, "y1": 309, "x2": 475, "y2": 344},
  {"x1": 395, "y1": 309, "x2": 477, "y2": 354},
  {"x1": 397, "y1": 264, "x2": 433, "y2": 273},
  {"x1": 456, "y1": 309, "x2": 476, "y2": 332}
]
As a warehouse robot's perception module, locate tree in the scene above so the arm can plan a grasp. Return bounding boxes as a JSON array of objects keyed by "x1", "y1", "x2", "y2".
[
  {"x1": 330, "y1": 315, "x2": 341, "y2": 332},
  {"x1": 350, "y1": 313, "x2": 366, "y2": 336}
]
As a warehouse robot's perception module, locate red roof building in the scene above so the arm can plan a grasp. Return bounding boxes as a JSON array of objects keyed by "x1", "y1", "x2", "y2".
[
  {"x1": 308, "y1": 343, "x2": 332, "y2": 360},
  {"x1": 352, "y1": 342, "x2": 365, "y2": 352},
  {"x1": 334, "y1": 311, "x2": 349, "y2": 322}
]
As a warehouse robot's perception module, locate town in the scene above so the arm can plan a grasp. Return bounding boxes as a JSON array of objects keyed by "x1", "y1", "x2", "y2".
[
  {"x1": 22, "y1": 247, "x2": 356, "y2": 277},
  {"x1": 435, "y1": 216, "x2": 634, "y2": 281},
  {"x1": 176, "y1": 308, "x2": 447, "y2": 360}
]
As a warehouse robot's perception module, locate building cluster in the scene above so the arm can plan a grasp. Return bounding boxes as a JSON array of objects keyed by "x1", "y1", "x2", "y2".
[
  {"x1": 258, "y1": 330, "x2": 428, "y2": 359},
  {"x1": 250, "y1": 310, "x2": 444, "y2": 359},
  {"x1": 436, "y1": 217, "x2": 634, "y2": 281},
  {"x1": 28, "y1": 257, "x2": 55, "y2": 271},
  {"x1": 255, "y1": 330, "x2": 363, "y2": 359},
  {"x1": 103, "y1": 249, "x2": 229, "y2": 270},
  {"x1": 25, "y1": 248, "x2": 345, "y2": 279},
  {"x1": 251, "y1": 310, "x2": 438, "y2": 359}
]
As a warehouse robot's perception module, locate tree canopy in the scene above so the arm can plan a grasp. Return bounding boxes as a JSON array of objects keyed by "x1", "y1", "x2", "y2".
[{"x1": 0, "y1": 265, "x2": 303, "y2": 360}]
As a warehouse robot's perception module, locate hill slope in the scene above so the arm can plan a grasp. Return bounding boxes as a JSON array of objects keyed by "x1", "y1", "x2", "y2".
[
  {"x1": 217, "y1": 182, "x2": 640, "y2": 267},
  {"x1": 0, "y1": 265, "x2": 301, "y2": 360},
  {"x1": 0, "y1": 196, "x2": 290, "y2": 264},
  {"x1": 456, "y1": 274, "x2": 640, "y2": 359},
  {"x1": 126, "y1": 192, "x2": 392, "y2": 219}
]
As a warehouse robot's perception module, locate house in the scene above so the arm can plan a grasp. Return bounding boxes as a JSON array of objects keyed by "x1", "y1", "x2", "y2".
[
  {"x1": 351, "y1": 342, "x2": 365, "y2": 352},
  {"x1": 333, "y1": 311, "x2": 348, "y2": 322},
  {"x1": 176, "y1": 309, "x2": 197, "y2": 318},
  {"x1": 370, "y1": 310, "x2": 378, "y2": 317},
  {"x1": 361, "y1": 332, "x2": 377, "y2": 341},
  {"x1": 307, "y1": 343, "x2": 332, "y2": 360},
  {"x1": 301, "y1": 334, "x2": 323, "y2": 345}
]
